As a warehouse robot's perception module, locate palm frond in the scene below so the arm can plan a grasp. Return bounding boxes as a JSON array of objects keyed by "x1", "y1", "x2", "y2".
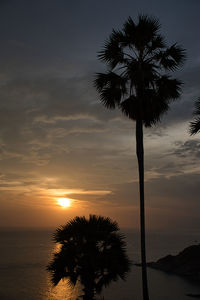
[
  {"x1": 189, "y1": 98, "x2": 200, "y2": 135},
  {"x1": 142, "y1": 91, "x2": 169, "y2": 127},
  {"x1": 190, "y1": 118, "x2": 200, "y2": 135},
  {"x1": 120, "y1": 89, "x2": 172, "y2": 127},
  {"x1": 47, "y1": 252, "x2": 69, "y2": 286},
  {"x1": 94, "y1": 72, "x2": 126, "y2": 92},
  {"x1": 99, "y1": 87, "x2": 120, "y2": 109},
  {"x1": 122, "y1": 16, "x2": 136, "y2": 47},
  {"x1": 110, "y1": 29, "x2": 125, "y2": 44},
  {"x1": 149, "y1": 34, "x2": 166, "y2": 50},
  {"x1": 156, "y1": 44, "x2": 186, "y2": 70},
  {"x1": 137, "y1": 14, "x2": 160, "y2": 40},
  {"x1": 138, "y1": 14, "x2": 161, "y2": 33},
  {"x1": 156, "y1": 75, "x2": 183, "y2": 100},
  {"x1": 193, "y1": 97, "x2": 200, "y2": 115},
  {"x1": 98, "y1": 34, "x2": 126, "y2": 69},
  {"x1": 120, "y1": 96, "x2": 138, "y2": 121},
  {"x1": 134, "y1": 15, "x2": 161, "y2": 50},
  {"x1": 94, "y1": 72, "x2": 127, "y2": 109}
]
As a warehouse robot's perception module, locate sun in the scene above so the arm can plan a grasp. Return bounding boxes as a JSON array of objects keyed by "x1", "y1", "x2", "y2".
[{"x1": 57, "y1": 198, "x2": 72, "y2": 208}]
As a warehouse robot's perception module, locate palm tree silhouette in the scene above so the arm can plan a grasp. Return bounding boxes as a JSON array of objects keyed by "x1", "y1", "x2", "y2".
[
  {"x1": 94, "y1": 15, "x2": 185, "y2": 300},
  {"x1": 190, "y1": 98, "x2": 200, "y2": 135},
  {"x1": 47, "y1": 215, "x2": 131, "y2": 300}
]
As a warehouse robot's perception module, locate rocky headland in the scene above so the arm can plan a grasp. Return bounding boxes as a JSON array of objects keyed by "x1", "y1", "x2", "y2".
[{"x1": 147, "y1": 244, "x2": 200, "y2": 282}]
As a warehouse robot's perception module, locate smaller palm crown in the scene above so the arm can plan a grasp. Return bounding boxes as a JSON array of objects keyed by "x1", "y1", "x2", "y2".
[
  {"x1": 94, "y1": 15, "x2": 185, "y2": 127},
  {"x1": 47, "y1": 215, "x2": 131, "y2": 295}
]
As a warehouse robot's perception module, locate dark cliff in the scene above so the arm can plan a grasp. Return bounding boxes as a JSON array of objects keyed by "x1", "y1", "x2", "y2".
[{"x1": 147, "y1": 244, "x2": 200, "y2": 281}]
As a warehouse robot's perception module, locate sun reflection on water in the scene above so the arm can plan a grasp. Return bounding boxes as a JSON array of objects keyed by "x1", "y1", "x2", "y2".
[
  {"x1": 44, "y1": 243, "x2": 82, "y2": 300},
  {"x1": 46, "y1": 279, "x2": 81, "y2": 300}
]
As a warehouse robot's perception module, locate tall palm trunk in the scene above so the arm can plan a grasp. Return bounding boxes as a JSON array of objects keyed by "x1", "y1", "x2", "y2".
[{"x1": 136, "y1": 119, "x2": 149, "y2": 300}]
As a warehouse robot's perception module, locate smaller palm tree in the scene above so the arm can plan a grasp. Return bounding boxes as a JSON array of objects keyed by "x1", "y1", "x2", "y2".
[
  {"x1": 47, "y1": 215, "x2": 131, "y2": 300},
  {"x1": 190, "y1": 97, "x2": 200, "y2": 135}
]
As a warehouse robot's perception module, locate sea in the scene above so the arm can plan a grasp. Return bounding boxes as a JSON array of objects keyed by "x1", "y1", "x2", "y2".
[{"x1": 0, "y1": 228, "x2": 199, "y2": 300}]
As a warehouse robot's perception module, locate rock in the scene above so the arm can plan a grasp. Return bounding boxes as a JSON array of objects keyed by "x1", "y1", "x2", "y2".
[{"x1": 147, "y1": 244, "x2": 200, "y2": 281}]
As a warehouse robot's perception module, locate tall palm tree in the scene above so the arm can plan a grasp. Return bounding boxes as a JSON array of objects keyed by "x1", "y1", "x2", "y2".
[
  {"x1": 190, "y1": 98, "x2": 200, "y2": 135},
  {"x1": 47, "y1": 215, "x2": 131, "y2": 300},
  {"x1": 94, "y1": 15, "x2": 185, "y2": 300}
]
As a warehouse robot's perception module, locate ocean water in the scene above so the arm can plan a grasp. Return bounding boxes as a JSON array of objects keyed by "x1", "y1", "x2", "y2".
[{"x1": 0, "y1": 229, "x2": 199, "y2": 300}]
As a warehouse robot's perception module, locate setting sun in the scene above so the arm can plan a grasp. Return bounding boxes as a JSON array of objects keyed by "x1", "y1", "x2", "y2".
[{"x1": 57, "y1": 198, "x2": 72, "y2": 208}]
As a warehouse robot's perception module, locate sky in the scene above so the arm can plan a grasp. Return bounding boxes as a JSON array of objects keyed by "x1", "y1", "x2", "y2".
[{"x1": 0, "y1": 0, "x2": 200, "y2": 231}]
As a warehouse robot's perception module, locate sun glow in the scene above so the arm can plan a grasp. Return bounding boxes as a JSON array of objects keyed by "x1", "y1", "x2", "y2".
[{"x1": 57, "y1": 198, "x2": 72, "y2": 208}]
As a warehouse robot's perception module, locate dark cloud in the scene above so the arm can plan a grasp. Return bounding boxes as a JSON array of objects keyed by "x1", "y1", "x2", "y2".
[
  {"x1": 98, "y1": 172, "x2": 200, "y2": 217},
  {"x1": 172, "y1": 139, "x2": 200, "y2": 159}
]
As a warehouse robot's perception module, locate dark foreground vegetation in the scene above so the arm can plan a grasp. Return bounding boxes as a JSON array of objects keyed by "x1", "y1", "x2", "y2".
[{"x1": 47, "y1": 215, "x2": 131, "y2": 300}]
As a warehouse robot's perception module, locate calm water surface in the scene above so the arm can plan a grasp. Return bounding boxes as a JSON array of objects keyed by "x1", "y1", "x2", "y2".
[{"x1": 0, "y1": 229, "x2": 199, "y2": 300}]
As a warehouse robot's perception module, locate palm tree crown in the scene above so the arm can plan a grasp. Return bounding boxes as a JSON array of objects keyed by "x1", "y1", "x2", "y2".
[
  {"x1": 94, "y1": 15, "x2": 185, "y2": 126},
  {"x1": 190, "y1": 97, "x2": 200, "y2": 135},
  {"x1": 47, "y1": 215, "x2": 131, "y2": 300}
]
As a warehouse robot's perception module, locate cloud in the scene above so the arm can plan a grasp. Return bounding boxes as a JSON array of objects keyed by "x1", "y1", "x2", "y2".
[
  {"x1": 98, "y1": 171, "x2": 200, "y2": 216},
  {"x1": 172, "y1": 139, "x2": 200, "y2": 159}
]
